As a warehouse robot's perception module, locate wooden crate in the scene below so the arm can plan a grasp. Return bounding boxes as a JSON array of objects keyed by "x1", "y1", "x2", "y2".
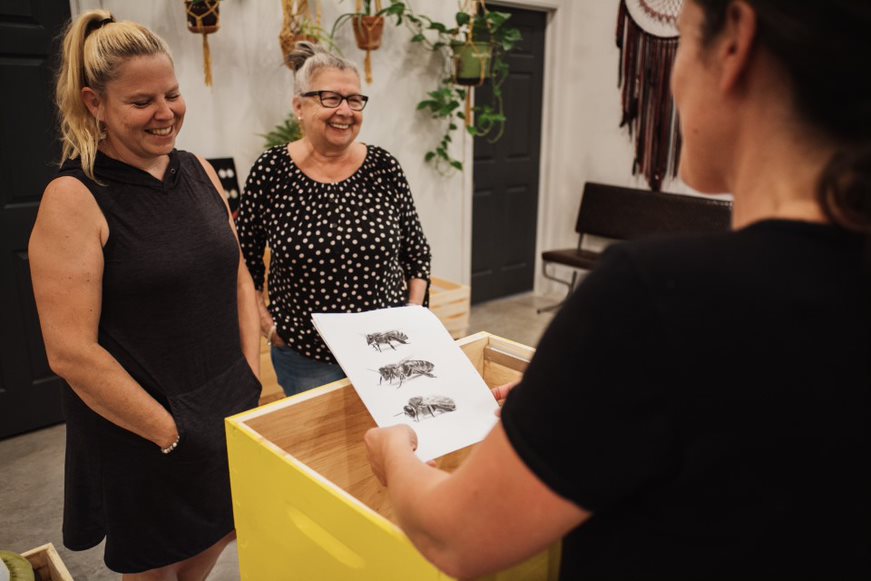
[
  {"x1": 226, "y1": 332, "x2": 560, "y2": 581},
  {"x1": 20, "y1": 543, "x2": 73, "y2": 581},
  {"x1": 430, "y1": 277, "x2": 471, "y2": 339}
]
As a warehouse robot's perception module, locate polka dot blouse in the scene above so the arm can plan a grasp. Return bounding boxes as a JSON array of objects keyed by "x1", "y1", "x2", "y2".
[{"x1": 236, "y1": 144, "x2": 432, "y2": 363}]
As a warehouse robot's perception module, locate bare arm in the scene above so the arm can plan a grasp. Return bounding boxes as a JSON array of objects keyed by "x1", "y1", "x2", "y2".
[
  {"x1": 199, "y1": 157, "x2": 261, "y2": 376},
  {"x1": 29, "y1": 177, "x2": 178, "y2": 449},
  {"x1": 365, "y1": 422, "x2": 590, "y2": 579},
  {"x1": 407, "y1": 277, "x2": 427, "y2": 305}
]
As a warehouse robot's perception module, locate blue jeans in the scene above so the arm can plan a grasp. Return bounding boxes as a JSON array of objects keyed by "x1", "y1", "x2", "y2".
[{"x1": 271, "y1": 345, "x2": 347, "y2": 397}]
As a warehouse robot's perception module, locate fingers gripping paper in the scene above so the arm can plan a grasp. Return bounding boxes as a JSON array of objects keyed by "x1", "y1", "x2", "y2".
[{"x1": 312, "y1": 307, "x2": 499, "y2": 461}]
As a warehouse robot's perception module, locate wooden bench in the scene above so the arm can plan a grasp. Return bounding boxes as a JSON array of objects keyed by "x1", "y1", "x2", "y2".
[{"x1": 539, "y1": 182, "x2": 732, "y2": 312}]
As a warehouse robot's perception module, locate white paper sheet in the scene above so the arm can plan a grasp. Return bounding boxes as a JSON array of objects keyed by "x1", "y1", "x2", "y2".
[{"x1": 312, "y1": 306, "x2": 499, "y2": 461}]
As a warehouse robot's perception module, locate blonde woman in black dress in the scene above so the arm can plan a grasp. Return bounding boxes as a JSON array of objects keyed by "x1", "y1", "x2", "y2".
[
  {"x1": 29, "y1": 10, "x2": 260, "y2": 579},
  {"x1": 237, "y1": 42, "x2": 431, "y2": 396}
]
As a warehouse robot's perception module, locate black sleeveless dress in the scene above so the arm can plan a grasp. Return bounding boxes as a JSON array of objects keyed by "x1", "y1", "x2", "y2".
[{"x1": 56, "y1": 150, "x2": 261, "y2": 573}]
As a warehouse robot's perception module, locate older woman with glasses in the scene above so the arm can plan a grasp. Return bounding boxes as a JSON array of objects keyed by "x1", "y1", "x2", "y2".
[{"x1": 237, "y1": 41, "x2": 431, "y2": 396}]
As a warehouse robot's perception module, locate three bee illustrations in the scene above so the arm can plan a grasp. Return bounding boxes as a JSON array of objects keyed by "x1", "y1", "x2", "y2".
[{"x1": 366, "y1": 329, "x2": 457, "y2": 422}]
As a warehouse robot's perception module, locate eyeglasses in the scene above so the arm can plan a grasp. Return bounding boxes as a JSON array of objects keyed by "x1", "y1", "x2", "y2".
[{"x1": 301, "y1": 90, "x2": 369, "y2": 111}]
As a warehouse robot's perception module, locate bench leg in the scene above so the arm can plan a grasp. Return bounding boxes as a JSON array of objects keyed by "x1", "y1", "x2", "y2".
[{"x1": 537, "y1": 265, "x2": 579, "y2": 314}]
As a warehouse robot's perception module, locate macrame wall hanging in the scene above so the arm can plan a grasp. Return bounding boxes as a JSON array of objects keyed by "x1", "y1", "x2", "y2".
[
  {"x1": 616, "y1": 0, "x2": 683, "y2": 191},
  {"x1": 184, "y1": 0, "x2": 221, "y2": 87},
  {"x1": 279, "y1": 0, "x2": 323, "y2": 68}
]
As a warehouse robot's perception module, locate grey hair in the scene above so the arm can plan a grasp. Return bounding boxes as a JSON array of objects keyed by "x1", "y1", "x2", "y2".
[{"x1": 287, "y1": 41, "x2": 360, "y2": 95}]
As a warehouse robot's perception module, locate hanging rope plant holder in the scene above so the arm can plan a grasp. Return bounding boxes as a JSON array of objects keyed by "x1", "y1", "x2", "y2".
[
  {"x1": 279, "y1": 0, "x2": 323, "y2": 68},
  {"x1": 352, "y1": 0, "x2": 385, "y2": 84},
  {"x1": 184, "y1": 0, "x2": 221, "y2": 87},
  {"x1": 451, "y1": 0, "x2": 493, "y2": 88},
  {"x1": 450, "y1": 0, "x2": 495, "y2": 128},
  {"x1": 616, "y1": 0, "x2": 683, "y2": 191}
]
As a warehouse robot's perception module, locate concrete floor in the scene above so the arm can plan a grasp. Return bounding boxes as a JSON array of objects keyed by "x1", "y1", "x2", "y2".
[{"x1": 0, "y1": 291, "x2": 559, "y2": 580}]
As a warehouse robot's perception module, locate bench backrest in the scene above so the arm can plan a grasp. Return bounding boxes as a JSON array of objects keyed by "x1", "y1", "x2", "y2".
[{"x1": 576, "y1": 182, "x2": 732, "y2": 240}]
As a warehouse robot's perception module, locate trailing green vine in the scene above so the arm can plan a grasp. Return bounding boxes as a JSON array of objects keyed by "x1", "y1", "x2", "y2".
[{"x1": 345, "y1": 1, "x2": 522, "y2": 172}]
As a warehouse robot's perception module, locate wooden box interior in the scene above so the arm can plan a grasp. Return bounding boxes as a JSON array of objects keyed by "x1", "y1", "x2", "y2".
[{"x1": 242, "y1": 334, "x2": 529, "y2": 525}]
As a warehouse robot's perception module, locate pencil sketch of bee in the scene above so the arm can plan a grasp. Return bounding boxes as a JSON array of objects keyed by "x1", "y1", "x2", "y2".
[
  {"x1": 377, "y1": 358, "x2": 436, "y2": 387},
  {"x1": 400, "y1": 395, "x2": 457, "y2": 422},
  {"x1": 366, "y1": 330, "x2": 409, "y2": 352}
]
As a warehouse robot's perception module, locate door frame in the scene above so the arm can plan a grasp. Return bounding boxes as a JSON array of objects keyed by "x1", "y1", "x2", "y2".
[{"x1": 461, "y1": 0, "x2": 562, "y2": 295}]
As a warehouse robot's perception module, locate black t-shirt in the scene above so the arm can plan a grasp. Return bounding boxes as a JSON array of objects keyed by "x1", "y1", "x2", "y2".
[{"x1": 502, "y1": 220, "x2": 869, "y2": 579}]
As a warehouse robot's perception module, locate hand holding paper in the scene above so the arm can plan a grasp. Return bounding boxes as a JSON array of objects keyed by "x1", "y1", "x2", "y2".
[{"x1": 312, "y1": 306, "x2": 499, "y2": 461}]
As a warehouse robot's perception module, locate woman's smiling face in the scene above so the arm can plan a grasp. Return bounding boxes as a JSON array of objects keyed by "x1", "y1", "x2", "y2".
[
  {"x1": 86, "y1": 53, "x2": 185, "y2": 165},
  {"x1": 294, "y1": 68, "x2": 364, "y2": 153}
]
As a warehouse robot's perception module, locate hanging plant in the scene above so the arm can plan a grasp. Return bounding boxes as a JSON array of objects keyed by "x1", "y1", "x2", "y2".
[
  {"x1": 279, "y1": 0, "x2": 337, "y2": 67},
  {"x1": 184, "y1": 0, "x2": 221, "y2": 87},
  {"x1": 278, "y1": 0, "x2": 338, "y2": 67},
  {"x1": 450, "y1": 40, "x2": 492, "y2": 86},
  {"x1": 418, "y1": 2, "x2": 520, "y2": 171},
  {"x1": 365, "y1": 0, "x2": 520, "y2": 172},
  {"x1": 332, "y1": 0, "x2": 405, "y2": 84}
]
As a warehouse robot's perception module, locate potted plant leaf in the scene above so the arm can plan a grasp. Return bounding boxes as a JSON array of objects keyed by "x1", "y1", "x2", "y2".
[{"x1": 260, "y1": 112, "x2": 303, "y2": 149}]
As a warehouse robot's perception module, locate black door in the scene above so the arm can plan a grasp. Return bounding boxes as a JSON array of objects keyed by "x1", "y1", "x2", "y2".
[
  {"x1": 471, "y1": 6, "x2": 546, "y2": 304},
  {"x1": 0, "y1": 1, "x2": 71, "y2": 439}
]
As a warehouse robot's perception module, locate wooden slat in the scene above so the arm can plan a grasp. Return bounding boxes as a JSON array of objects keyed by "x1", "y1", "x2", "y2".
[{"x1": 21, "y1": 543, "x2": 74, "y2": 581}]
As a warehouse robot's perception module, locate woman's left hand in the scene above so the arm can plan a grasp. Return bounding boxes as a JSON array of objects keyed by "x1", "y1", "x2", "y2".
[{"x1": 365, "y1": 424, "x2": 418, "y2": 486}]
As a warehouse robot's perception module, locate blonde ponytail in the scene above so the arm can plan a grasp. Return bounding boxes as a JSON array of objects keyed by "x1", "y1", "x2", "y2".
[{"x1": 55, "y1": 10, "x2": 171, "y2": 181}]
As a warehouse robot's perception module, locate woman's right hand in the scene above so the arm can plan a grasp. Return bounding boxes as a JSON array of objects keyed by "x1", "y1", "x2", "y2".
[
  {"x1": 257, "y1": 291, "x2": 286, "y2": 347},
  {"x1": 264, "y1": 320, "x2": 287, "y2": 348}
]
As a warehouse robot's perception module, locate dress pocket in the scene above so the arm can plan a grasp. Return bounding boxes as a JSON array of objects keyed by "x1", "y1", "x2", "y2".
[{"x1": 167, "y1": 357, "x2": 261, "y2": 463}]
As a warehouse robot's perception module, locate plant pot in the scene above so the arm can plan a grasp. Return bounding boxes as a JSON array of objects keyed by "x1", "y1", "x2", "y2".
[
  {"x1": 450, "y1": 40, "x2": 493, "y2": 86},
  {"x1": 185, "y1": 0, "x2": 221, "y2": 34},
  {"x1": 353, "y1": 15, "x2": 385, "y2": 50}
]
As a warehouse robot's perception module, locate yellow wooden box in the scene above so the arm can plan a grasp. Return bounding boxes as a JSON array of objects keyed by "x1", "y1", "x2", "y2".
[
  {"x1": 430, "y1": 277, "x2": 471, "y2": 339},
  {"x1": 21, "y1": 543, "x2": 74, "y2": 581},
  {"x1": 226, "y1": 332, "x2": 560, "y2": 580}
]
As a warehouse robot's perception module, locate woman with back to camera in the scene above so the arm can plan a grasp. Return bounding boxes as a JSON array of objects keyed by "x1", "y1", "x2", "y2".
[
  {"x1": 237, "y1": 41, "x2": 431, "y2": 397},
  {"x1": 29, "y1": 10, "x2": 261, "y2": 580},
  {"x1": 365, "y1": 1, "x2": 870, "y2": 578}
]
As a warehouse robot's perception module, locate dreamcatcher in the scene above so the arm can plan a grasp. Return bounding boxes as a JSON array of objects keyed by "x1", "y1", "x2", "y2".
[{"x1": 616, "y1": 0, "x2": 683, "y2": 191}]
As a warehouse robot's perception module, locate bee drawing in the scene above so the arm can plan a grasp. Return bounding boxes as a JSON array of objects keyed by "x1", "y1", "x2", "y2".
[
  {"x1": 401, "y1": 395, "x2": 457, "y2": 422},
  {"x1": 366, "y1": 330, "x2": 409, "y2": 352},
  {"x1": 377, "y1": 358, "x2": 436, "y2": 387}
]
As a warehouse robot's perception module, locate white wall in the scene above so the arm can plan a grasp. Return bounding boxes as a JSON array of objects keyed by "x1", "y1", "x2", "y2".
[{"x1": 69, "y1": 0, "x2": 712, "y2": 295}]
